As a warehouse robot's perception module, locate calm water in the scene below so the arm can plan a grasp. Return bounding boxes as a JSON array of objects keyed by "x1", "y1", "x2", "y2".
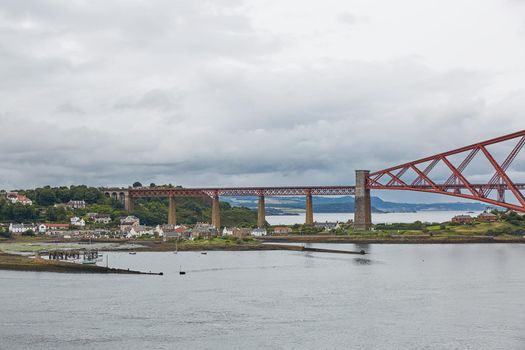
[
  {"x1": 1, "y1": 244, "x2": 524, "y2": 349},
  {"x1": 266, "y1": 210, "x2": 483, "y2": 225}
]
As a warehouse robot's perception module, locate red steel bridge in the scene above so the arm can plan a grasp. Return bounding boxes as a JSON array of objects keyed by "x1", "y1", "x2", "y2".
[{"x1": 103, "y1": 130, "x2": 525, "y2": 230}]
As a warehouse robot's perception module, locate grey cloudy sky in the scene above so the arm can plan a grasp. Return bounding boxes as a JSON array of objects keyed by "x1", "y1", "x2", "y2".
[{"x1": 1, "y1": 0, "x2": 524, "y2": 201}]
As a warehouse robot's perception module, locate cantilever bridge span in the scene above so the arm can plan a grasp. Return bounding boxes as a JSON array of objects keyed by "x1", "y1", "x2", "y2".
[{"x1": 103, "y1": 130, "x2": 525, "y2": 230}]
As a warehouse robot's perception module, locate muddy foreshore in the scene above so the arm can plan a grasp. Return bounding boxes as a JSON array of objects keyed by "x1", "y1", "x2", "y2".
[{"x1": 0, "y1": 252, "x2": 162, "y2": 274}]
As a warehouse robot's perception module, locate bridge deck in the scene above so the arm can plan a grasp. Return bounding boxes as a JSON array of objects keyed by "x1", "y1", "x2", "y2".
[{"x1": 101, "y1": 183, "x2": 525, "y2": 198}]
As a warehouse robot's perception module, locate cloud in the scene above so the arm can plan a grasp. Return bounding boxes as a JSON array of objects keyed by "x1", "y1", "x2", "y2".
[
  {"x1": 338, "y1": 12, "x2": 359, "y2": 25},
  {"x1": 0, "y1": 0, "x2": 524, "y2": 204}
]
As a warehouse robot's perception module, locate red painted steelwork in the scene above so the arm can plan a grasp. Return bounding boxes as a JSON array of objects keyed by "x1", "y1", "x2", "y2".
[
  {"x1": 368, "y1": 130, "x2": 525, "y2": 212},
  {"x1": 127, "y1": 186, "x2": 356, "y2": 198}
]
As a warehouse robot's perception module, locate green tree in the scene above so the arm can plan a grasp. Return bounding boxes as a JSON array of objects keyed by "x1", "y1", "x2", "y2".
[
  {"x1": 133, "y1": 182, "x2": 142, "y2": 188},
  {"x1": 22, "y1": 229, "x2": 35, "y2": 236},
  {"x1": 56, "y1": 186, "x2": 71, "y2": 202},
  {"x1": 36, "y1": 187, "x2": 57, "y2": 206}
]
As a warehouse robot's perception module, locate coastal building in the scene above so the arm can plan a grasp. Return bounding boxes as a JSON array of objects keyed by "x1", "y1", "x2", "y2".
[
  {"x1": 273, "y1": 226, "x2": 292, "y2": 234},
  {"x1": 70, "y1": 217, "x2": 86, "y2": 227},
  {"x1": 222, "y1": 227, "x2": 234, "y2": 236},
  {"x1": 126, "y1": 225, "x2": 156, "y2": 238},
  {"x1": 156, "y1": 224, "x2": 190, "y2": 239},
  {"x1": 191, "y1": 223, "x2": 217, "y2": 240},
  {"x1": 251, "y1": 228, "x2": 267, "y2": 237},
  {"x1": 314, "y1": 221, "x2": 341, "y2": 231},
  {"x1": 66, "y1": 200, "x2": 86, "y2": 209},
  {"x1": 93, "y1": 214, "x2": 112, "y2": 224},
  {"x1": 234, "y1": 228, "x2": 252, "y2": 237},
  {"x1": 175, "y1": 225, "x2": 192, "y2": 239},
  {"x1": 6, "y1": 192, "x2": 33, "y2": 205},
  {"x1": 38, "y1": 224, "x2": 47, "y2": 234},
  {"x1": 451, "y1": 215, "x2": 474, "y2": 224},
  {"x1": 156, "y1": 225, "x2": 175, "y2": 238},
  {"x1": 222, "y1": 227, "x2": 251, "y2": 237},
  {"x1": 8, "y1": 223, "x2": 36, "y2": 234},
  {"x1": 120, "y1": 216, "x2": 140, "y2": 232},
  {"x1": 86, "y1": 212, "x2": 98, "y2": 220},
  {"x1": 42, "y1": 223, "x2": 70, "y2": 235},
  {"x1": 477, "y1": 212, "x2": 498, "y2": 222},
  {"x1": 92, "y1": 229, "x2": 113, "y2": 239}
]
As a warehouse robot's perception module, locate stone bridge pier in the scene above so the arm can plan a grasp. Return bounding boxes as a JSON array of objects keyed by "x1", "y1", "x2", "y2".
[
  {"x1": 305, "y1": 191, "x2": 314, "y2": 226},
  {"x1": 211, "y1": 191, "x2": 221, "y2": 229},
  {"x1": 103, "y1": 188, "x2": 134, "y2": 212},
  {"x1": 168, "y1": 196, "x2": 176, "y2": 226},
  {"x1": 257, "y1": 194, "x2": 265, "y2": 228},
  {"x1": 354, "y1": 170, "x2": 372, "y2": 230}
]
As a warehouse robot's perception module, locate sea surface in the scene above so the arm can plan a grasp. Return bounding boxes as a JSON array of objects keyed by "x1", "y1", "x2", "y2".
[
  {"x1": 266, "y1": 210, "x2": 484, "y2": 225},
  {"x1": 1, "y1": 244, "x2": 524, "y2": 349}
]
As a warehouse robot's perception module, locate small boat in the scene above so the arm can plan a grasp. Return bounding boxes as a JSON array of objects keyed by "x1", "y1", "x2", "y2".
[
  {"x1": 129, "y1": 252, "x2": 137, "y2": 255},
  {"x1": 200, "y1": 252, "x2": 207, "y2": 255},
  {"x1": 179, "y1": 265, "x2": 186, "y2": 275},
  {"x1": 82, "y1": 259, "x2": 97, "y2": 265}
]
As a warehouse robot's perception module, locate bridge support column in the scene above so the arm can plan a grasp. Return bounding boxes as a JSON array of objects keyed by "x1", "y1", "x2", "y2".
[
  {"x1": 354, "y1": 170, "x2": 372, "y2": 230},
  {"x1": 258, "y1": 195, "x2": 266, "y2": 228},
  {"x1": 497, "y1": 188, "x2": 505, "y2": 202},
  {"x1": 168, "y1": 196, "x2": 176, "y2": 226},
  {"x1": 305, "y1": 192, "x2": 314, "y2": 225},
  {"x1": 124, "y1": 193, "x2": 134, "y2": 212},
  {"x1": 212, "y1": 194, "x2": 221, "y2": 229}
]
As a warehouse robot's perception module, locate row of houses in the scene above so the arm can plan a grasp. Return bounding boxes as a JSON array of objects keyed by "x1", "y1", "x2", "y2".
[
  {"x1": 9, "y1": 223, "x2": 70, "y2": 234},
  {"x1": 7, "y1": 213, "x2": 295, "y2": 239},
  {"x1": 222, "y1": 227, "x2": 268, "y2": 237},
  {"x1": 451, "y1": 212, "x2": 498, "y2": 224}
]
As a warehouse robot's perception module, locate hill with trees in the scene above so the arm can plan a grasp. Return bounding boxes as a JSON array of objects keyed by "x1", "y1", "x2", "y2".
[{"x1": 0, "y1": 184, "x2": 258, "y2": 227}]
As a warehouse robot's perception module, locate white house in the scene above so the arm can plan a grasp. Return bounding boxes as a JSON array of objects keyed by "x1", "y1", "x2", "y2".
[
  {"x1": 251, "y1": 228, "x2": 267, "y2": 237},
  {"x1": 220, "y1": 227, "x2": 250, "y2": 237},
  {"x1": 222, "y1": 227, "x2": 234, "y2": 236},
  {"x1": 66, "y1": 200, "x2": 86, "y2": 209},
  {"x1": 314, "y1": 221, "x2": 341, "y2": 231},
  {"x1": 70, "y1": 217, "x2": 86, "y2": 227},
  {"x1": 93, "y1": 214, "x2": 111, "y2": 224},
  {"x1": 8, "y1": 223, "x2": 36, "y2": 234},
  {"x1": 126, "y1": 225, "x2": 155, "y2": 238},
  {"x1": 38, "y1": 224, "x2": 47, "y2": 234}
]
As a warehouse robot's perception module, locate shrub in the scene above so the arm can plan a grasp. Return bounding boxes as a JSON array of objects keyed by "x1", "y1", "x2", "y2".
[
  {"x1": 0, "y1": 229, "x2": 12, "y2": 238},
  {"x1": 21, "y1": 229, "x2": 35, "y2": 237}
]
